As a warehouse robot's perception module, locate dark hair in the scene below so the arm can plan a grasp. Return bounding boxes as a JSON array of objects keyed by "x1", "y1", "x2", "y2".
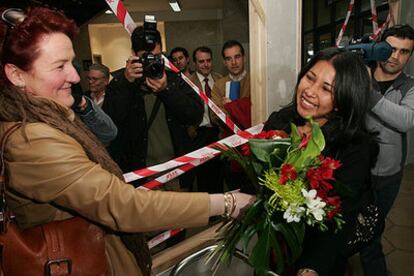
[
  {"x1": 130, "y1": 26, "x2": 162, "y2": 53},
  {"x1": 89, "y1": 63, "x2": 110, "y2": 79},
  {"x1": 0, "y1": 7, "x2": 78, "y2": 86},
  {"x1": 221, "y1": 40, "x2": 244, "y2": 58},
  {"x1": 192, "y1": 46, "x2": 213, "y2": 62},
  {"x1": 381, "y1": 24, "x2": 414, "y2": 42},
  {"x1": 170, "y1": 46, "x2": 189, "y2": 58},
  {"x1": 272, "y1": 48, "x2": 371, "y2": 149}
]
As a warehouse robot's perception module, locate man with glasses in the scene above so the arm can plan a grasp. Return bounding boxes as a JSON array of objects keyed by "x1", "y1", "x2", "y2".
[
  {"x1": 361, "y1": 24, "x2": 414, "y2": 276},
  {"x1": 86, "y1": 63, "x2": 110, "y2": 107}
]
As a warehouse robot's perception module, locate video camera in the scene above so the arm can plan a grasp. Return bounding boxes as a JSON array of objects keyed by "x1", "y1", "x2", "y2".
[
  {"x1": 343, "y1": 35, "x2": 392, "y2": 62},
  {"x1": 132, "y1": 15, "x2": 164, "y2": 79}
]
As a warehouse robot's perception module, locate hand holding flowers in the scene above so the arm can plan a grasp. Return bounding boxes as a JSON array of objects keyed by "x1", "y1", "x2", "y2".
[{"x1": 210, "y1": 120, "x2": 345, "y2": 275}]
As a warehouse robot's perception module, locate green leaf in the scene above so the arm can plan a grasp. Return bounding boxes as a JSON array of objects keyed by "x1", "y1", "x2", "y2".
[
  {"x1": 286, "y1": 119, "x2": 325, "y2": 171},
  {"x1": 249, "y1": 219, "x2": 281, "y2": 274},
  {"x1": 272, "y1": 222, "x2": 303, "y2": 263},
  {"x1": 249, "y1": 138, "x2": 291, "y2": 163},
  {"x1": 240, "y1": 224, "x2": 258, "y2": 252}
]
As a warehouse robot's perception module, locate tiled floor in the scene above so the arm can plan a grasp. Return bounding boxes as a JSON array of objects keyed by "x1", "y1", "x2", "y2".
[{"x1": 349, "y1": 164, "x2": 414, "y2": 275}]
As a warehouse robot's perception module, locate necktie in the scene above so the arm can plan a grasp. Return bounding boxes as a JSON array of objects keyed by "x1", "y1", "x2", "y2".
[{"x1": 204, "y1": 78, "x2": 211, "y2": 98}]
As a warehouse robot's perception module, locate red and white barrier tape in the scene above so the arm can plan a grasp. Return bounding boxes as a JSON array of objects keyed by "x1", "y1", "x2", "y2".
[
  {"x1": 370, "y1": 13, "x2": 391, "y2": 41},
  {"x1": 336, "y1": 0, "x2": 355, "y2": 47},
  {"x1": 104, "y1": 0, "x2": 254, "y2": 248},
  {"x1": 148, "y1": 228, "x2": 184, "y2": 249},
  {"x1": 105, "y1": 0, "x2": 136, "y2": 35},
  {"x1": 370, "y1": 0, "x2": 379, "y2": 33},
  {"x1": 125, "y1": 123, "x2": 263, "y2": 184},
  {"x1": 162, "y1": 56, "x2": 242, "y2": 134}
]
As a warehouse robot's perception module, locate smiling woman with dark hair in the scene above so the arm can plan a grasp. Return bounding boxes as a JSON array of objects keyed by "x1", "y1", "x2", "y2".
[{"x1": 264, "y1": 47, "x2": 378, "y2": 276}]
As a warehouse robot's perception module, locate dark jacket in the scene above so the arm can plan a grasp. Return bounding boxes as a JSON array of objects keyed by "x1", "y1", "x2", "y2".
[
  {"x1": 103, "y1": 69, "x2": 203, "y2": 173},
  {"x1": 264, "y1": 108, "x2": 378, "y2": 275}
]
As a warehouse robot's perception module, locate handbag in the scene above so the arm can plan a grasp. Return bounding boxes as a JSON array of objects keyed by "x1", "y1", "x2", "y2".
[
  {"x1": 0, "y1": 123, "x2": 108, "y2": 275},
  {"x1": 346, "y1": 191, "x2": 385, "y2": 255}
]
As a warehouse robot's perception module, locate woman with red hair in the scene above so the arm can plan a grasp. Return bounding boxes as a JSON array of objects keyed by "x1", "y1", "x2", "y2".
[{"x1": 0, "y1": 7, "x2": 253, "y2": 275}]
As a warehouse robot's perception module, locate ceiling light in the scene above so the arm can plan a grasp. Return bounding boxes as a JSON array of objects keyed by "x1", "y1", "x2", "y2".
[
  {"x1": 105, "y1": 9, "x2": 113, "y2": 14},
  {"x1": 169, "y1": 0, "x2": 181, "y2": 12}
]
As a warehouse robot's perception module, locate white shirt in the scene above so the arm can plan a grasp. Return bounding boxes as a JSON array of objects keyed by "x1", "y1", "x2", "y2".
[{"x1": 196, "y1": 72, "x2": 214, "y2": 127}]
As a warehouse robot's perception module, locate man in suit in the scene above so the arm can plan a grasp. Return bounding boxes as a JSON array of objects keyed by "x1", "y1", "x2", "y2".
[
  {"x1": 189, "y1": 46, "x2": 224, "y2": 193},
  {"x1": 211, "y1": 40, "x2": 251, "y2": 136},
  {"x1": 211, "y1": 40, "x2": 251, "y2": 191}
]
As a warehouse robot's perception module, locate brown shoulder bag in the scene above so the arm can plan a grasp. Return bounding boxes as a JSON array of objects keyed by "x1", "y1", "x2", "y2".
[{"x1": 0, "y1": 123, "x2": 108, "y2": 275}]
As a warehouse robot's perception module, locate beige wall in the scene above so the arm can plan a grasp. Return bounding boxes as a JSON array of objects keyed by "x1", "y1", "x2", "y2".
[
  {"x1": 88, "y1": 22, "x2": 165, "y2": 73},
  {"x1": 73, "y1": 0, "x2": 249, "y2": 86}
]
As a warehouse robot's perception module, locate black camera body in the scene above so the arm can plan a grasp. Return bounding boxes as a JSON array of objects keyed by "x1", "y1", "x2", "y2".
[
  {"x1": 135, "y1": 52, "x2": 164, "y2": 79},
  {"x1": 134, "y1": 15, "x2": 164, "y2": 79}
]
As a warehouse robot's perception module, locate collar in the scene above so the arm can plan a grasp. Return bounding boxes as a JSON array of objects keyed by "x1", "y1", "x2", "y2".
[
  {"x1": 196, "y1": 71, "x2": 212, "y2": 82},
  {"x1": 229, "y1": 70, "x2": 247, "y2": 81},
  {"x1": 374, "y1": 71, "x2": 409, "y2": 91}
]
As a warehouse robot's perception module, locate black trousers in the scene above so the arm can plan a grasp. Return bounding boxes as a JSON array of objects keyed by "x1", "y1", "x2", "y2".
[{"x1": 192, "y1": 126, "x2": 224, "y2": 193}]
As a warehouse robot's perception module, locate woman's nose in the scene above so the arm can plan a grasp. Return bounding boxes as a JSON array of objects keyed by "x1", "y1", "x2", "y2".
[
  {"x1": 305, "y1": 83, "x2": 318, "y2": 96},
  {"x1": 68, "y1": 64, "x2": 81, "y2": 84}
]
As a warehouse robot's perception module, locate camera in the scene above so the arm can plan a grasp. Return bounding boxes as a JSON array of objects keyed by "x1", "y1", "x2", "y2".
[
  {"x1": 133, "y1": 15, "x2": 164, "y2": 79},
  {"x1": 344, "y1": 35, "x2": 392, "y2": 62},
  {"x1": 134, "y1": 52, "x2": 165, "y2": 79}
]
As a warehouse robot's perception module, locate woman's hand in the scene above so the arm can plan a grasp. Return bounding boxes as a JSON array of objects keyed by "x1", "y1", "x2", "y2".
[
  {"x1": 208, "y1": 192, "x2": 255, "y2": 218},
  {"x1": 231, "y1": 192, "x2": 255, "y2": 218}
]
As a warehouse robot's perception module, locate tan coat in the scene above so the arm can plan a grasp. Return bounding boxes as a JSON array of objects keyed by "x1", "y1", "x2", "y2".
[
  {"x1": 211, "y1": 74, "x2": 251, "y2": 112},
  {"x1": 210, "y1": 74, "x2": 251, "y2": 132},
  {"x1": 1, "y1": 122, "x2": 210, "y2": 275}
]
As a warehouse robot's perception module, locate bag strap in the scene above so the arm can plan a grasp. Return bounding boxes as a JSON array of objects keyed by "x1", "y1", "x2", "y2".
[
  {"x1": 147, "y1": 97, "x2": 161, "y2": 129},
  {"x1": 0, "y1": 123, "x2": 22, "y2": 229}
]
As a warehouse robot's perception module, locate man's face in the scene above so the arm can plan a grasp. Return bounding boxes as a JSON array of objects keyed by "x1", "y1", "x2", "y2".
[
  {"x1": 379, "y1": 36, "x2": 414, "y2": 76},
  {"x1": 223, "y1": 45, "x2": 245, "y2": 77},
  {"x1": 171, "y1": 51, "x2": 189, "y2": 72},
  {"x1": 194, "y1": 51, "x2": 212, "y2": 77},
  {"x1": 136, "y1": 43, "x2": 162, "y2": 58},
  {"x1": 87, "y1": 69, "x2": 108, "y2": 93}
]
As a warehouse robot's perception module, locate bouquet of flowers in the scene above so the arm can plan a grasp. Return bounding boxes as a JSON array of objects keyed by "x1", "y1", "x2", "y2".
[{"x1": 210, "y1": 120, "x2": 345, "y2": 275}]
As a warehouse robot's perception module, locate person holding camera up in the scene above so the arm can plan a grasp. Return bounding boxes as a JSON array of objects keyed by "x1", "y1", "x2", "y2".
[
  {"x1": 360, "y1": 24, "x2": 414, "y2": 276},
  {"x1": 103, "y1": 21, "x2": 203, "y2": 190}
]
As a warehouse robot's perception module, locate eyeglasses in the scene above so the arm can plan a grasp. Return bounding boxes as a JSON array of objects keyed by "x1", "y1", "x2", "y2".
[
  {"x1": 1, "y1": 8, "x2": 26, "y2": 28},
  {"x1": 87, "y1": 76, "x2": 106, "y2": 82}
]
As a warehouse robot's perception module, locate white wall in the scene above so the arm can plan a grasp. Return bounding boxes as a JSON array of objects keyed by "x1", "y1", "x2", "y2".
[{"x1": 264, "y1": 0, "x2": 301, "y2": 116}]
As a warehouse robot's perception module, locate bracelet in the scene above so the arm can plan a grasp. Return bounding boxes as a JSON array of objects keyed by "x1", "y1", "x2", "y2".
[
  {"x1": 228, "y1": 192, "x2": 237, "y2": 217},
  {"x1": 222, "y1": 192, "x2": 236, "y2": 219}
]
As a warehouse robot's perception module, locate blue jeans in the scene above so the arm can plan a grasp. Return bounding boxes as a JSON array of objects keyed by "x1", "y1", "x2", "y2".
[{"x1": 359, "y1": 171, "x2": 403, "y2": 276}]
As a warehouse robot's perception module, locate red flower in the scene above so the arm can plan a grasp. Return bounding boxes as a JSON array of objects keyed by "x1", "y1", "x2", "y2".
[
  {"x1": 279, "y1": 163, "x2": 297, "y2": 185},
  {"x1": 241, "y1": 144, "x2": 251, "y2": 156},
  {"x1": 325, "y1": 196, "x2": 342, "y2": 220},
  {"x1": 299, "y1": 133, "x2": 310, "y2": 149},
  {"x1": 320, "y1": 157, "x2": 342, "y2": 170},
  {"x1": 241, "y1": 130, "x2": 289, "y2": 156}
]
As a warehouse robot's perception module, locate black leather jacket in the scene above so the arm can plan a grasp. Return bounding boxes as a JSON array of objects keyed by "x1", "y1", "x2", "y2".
[{"x1": 103, "y1": 69, "x2": 203, "y2": 174}]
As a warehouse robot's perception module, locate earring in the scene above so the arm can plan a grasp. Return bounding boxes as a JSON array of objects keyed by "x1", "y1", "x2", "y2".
[
  {"x1": 334, "y1": 107, "x2": 339, "y2": 112},
  {"x1": 18, "y1": 85, "x2": 26, "y2": 92}
]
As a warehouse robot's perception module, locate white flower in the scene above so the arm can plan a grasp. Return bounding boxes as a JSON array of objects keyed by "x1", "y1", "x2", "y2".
[
  {"x1": 283, "y1": 204, "x2": 305, "y2": 223},
  {"x1": 302, "y1": 189, "x2": 326, "y2": 221}
]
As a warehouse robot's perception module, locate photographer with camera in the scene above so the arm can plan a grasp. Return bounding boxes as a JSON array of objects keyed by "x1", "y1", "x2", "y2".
[
  {"x1": 361, "y1": 24, "x2": 414, "y2": 276},
  {"x1": 103, "y1": 18, "x2": 203, "y2": 190}
]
